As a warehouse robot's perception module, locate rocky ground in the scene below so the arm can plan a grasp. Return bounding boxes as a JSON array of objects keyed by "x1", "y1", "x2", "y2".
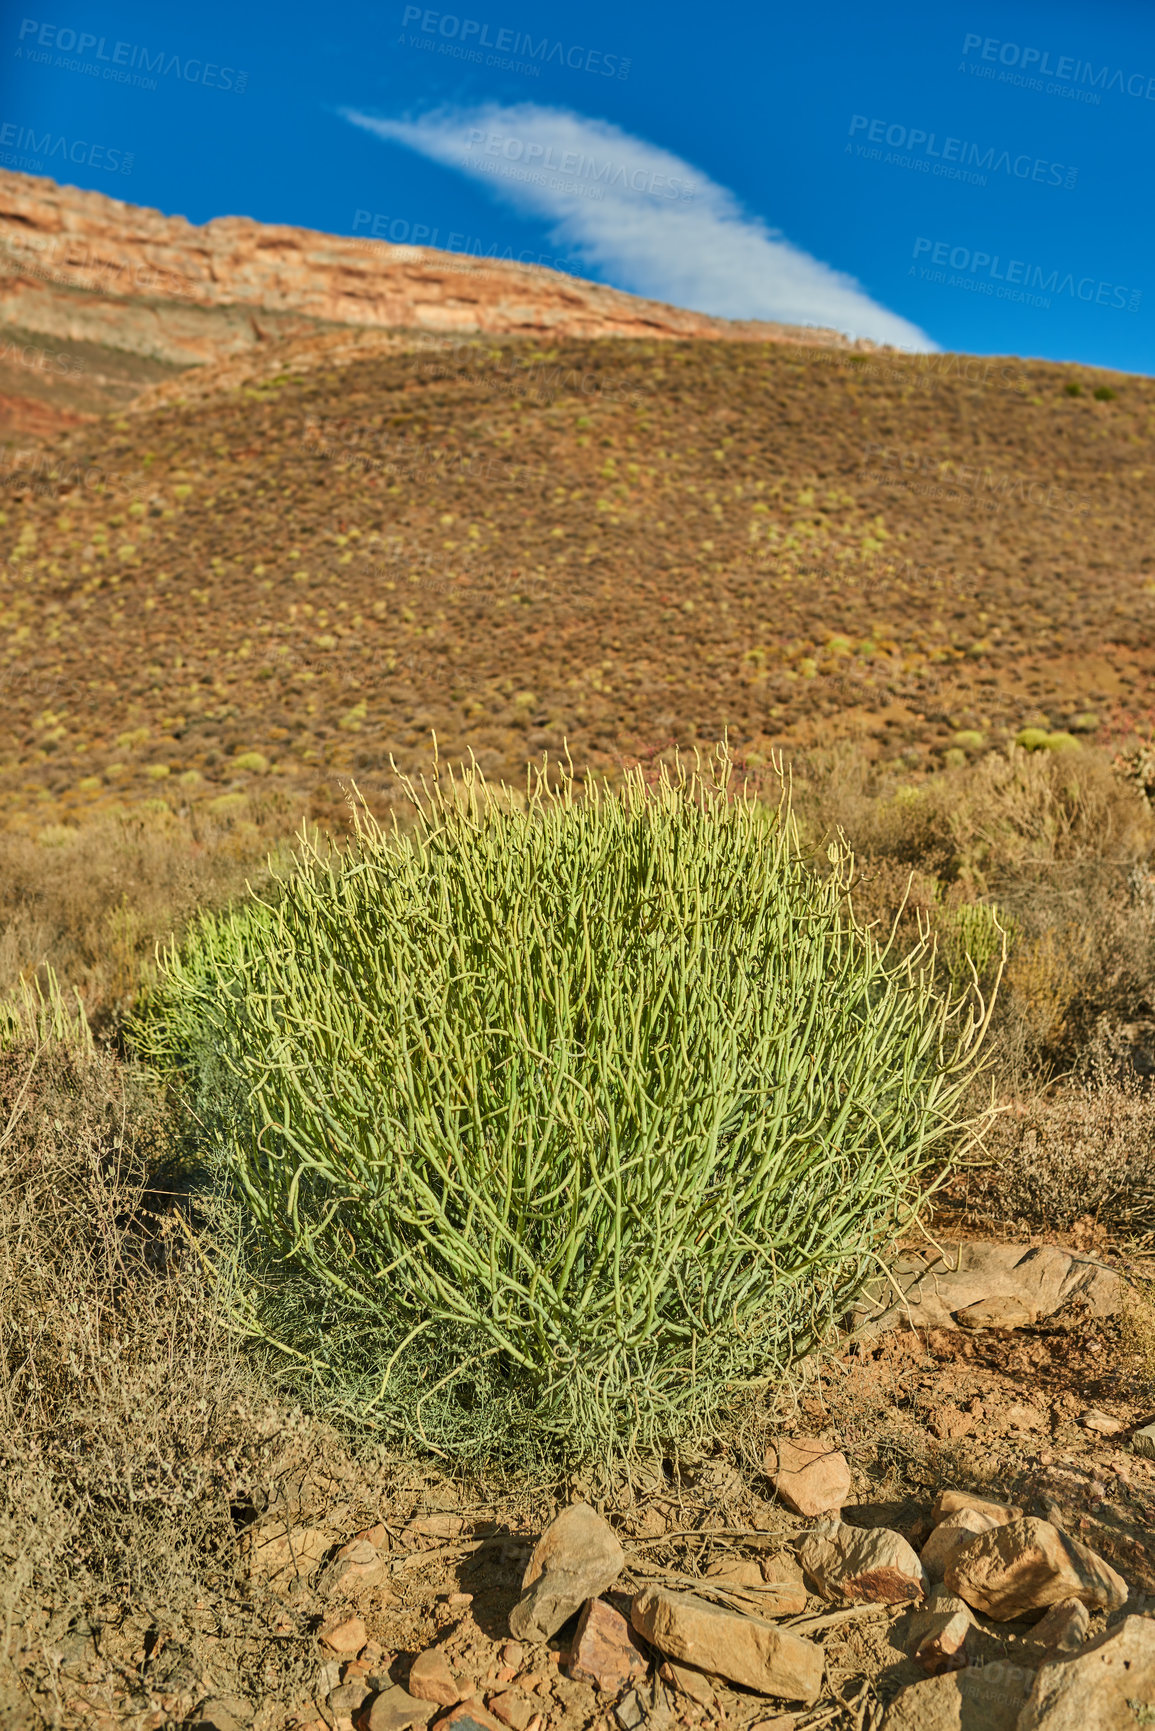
[{"x1": 11, "y1": 1227, "x2": 1151, "y2": 1731}]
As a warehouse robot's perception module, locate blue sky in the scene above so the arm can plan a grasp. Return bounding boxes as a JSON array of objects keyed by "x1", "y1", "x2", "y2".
[{"x1": 5, "y1": 0, "x2": 1154, "y2": 370}]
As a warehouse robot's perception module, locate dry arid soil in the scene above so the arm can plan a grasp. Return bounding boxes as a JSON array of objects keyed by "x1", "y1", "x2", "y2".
[
  {"x1": 2, "y1": 325, "x2": 1153, "y2": 840},
  {"x1": 1, "y1": 178, "x2": 1154, "y2": 1731}
]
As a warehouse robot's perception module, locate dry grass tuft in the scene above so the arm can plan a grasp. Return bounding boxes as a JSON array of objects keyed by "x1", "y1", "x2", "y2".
[
  {"x1": 944, "y1": 1067, "x2": 1154, "y2": 1245},
  {"x1": 0, "y1": 1037, "x2": 338, "y2": 1724},
  {"x1": 0, "y1": 790, "x2": 308, "y2": 1029}
]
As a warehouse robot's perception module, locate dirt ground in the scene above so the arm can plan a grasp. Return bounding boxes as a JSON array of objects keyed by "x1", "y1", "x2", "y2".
[{"x1": 8, "y1": 1229, "x2": 1150, "y2": 1731}]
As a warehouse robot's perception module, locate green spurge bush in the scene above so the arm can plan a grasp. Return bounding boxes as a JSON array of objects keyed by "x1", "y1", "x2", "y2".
[{"x1": 139, "y1": 750, "x2": 994, "y2": 1462}]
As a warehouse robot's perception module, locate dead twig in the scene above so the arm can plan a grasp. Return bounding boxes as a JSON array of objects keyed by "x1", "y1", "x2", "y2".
[
  {"x1": 626, "y1": 1526, "x2": 791, "y2": 1548},
  {"x1": 785, "y1": 1602, "x2": 895, "y2": 1635},
  {"x1": 391, "y1": 1537, "x2": 490, "y2": 1571},
  {"x1": 625, "y1": 1563, "x2": 804, "y2": 1616}
]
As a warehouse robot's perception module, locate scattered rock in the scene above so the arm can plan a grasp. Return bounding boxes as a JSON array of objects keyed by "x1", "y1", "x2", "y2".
[
  {"x1": 404, "y1": 1514, "x2": 466, "y2": 1543},
  {"x1": 329, "y1": 1680, "x2": 374, "y2": 1718},
  {"x1": 912, "y1": 1610, "x2": 973, "y2": 1677},
  {"x1": 765, "y1": 1436, "x2": 852, "y2": 1518},
  {"x1": 926, "y1": 1401, "x2": 982, "y2": 1442},
  {"x1": 568, "y1": 1597, "x2": 649, "y2": 1693},
  {"x1": 945, "y1": 1517, "x2": 1128, "y2": 1620},
  {"x1": 798, "y1": 1520, "x2": 927, "y2": 1605},
  {"x1": 1001, "y1": 1400, "x2": 1046, "y2": 1433},
  {"x1": 920, "y1": 1510, "x2": 1000, "y2": 1582},
  {"x1": 320, "y1": 1537, "x2": 391, "y2": 1596},
  {"x1": 409, "y1": 1651, "x2": 463, "y2": 1708},
  {"x1": 657, "y1": 1660, "x2": 715, "y2": 1710},
  {"x1": 1133, "y1": 1421, "x2": 1155, "y2": 1459},
  {"x1": 509, "y1": 1503, "x2": 625, "y2": 1643},
  {"x1": 316, "y1": 1660, "x2": 344, "y2": 1698},
  {"x1": 368, "y1": 1687, "x2": 436, "y2": 1731},
  {"x1": 320, "y1": 1617, "x2": 368, "y2": 1655},
  {"x1": 761, "y1": 1550, "x2": 806, "y2": 1585},
  {"x1": 907, "y1": 1587, "x2": 975, "y2": 1675},
  {"x1": 431, "y1": 1706, "x2": 504, "y2": 1731},
  {"x1": 705, "y1": 1557, "x2": 766, "y2": 1589},
  {"x1": 190, "y1": 1699, "x2": 253, "y2": 1731},
  {"x1": 756, "y1": 1582, "x2": 809, "y2": 1616},
  {"x1": 853, "y1": 1242, "x2": 1122, "y2": 1336},
  {"x1": 755, "y1": 1552, "x2": 809, "y2": 1613},
  {"x1": 881, "y1": 1661, "x2": 1033, "y2": 1730},
  {"x1": 614, "y1": 1690, "x2": 646, "y2": 1730},
  {"x1": 630, "y1": 1586, "x2": 823, "y2": 1703},
  {"x1": 241, "y1": 1521, "x2": 335, "y2": 1588},
  {"x1": 499, "y1": 1644, "x2": 524, "y2": 1672},
  {"x1": 486, "y1": 1693, "x2": 533, "y2": 1731},
  {"x1": 1018, "y1": 1615, "x2": 1155, "y2": 1729},
  {"x1": 1079, "y1": 1408, "x2": 1124, "y2": 1436},
  {"x1": 930, "y1": 1491, "x2": 1022, "y2": 1525},
  {"x1": 1028, "y1": 1596, "x2": 1090, "y2": 1655}
]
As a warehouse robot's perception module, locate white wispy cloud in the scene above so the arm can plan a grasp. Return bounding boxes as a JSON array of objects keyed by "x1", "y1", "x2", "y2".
[{"x1": 343, "y1": 102, "x2": 936, "y2": 350}]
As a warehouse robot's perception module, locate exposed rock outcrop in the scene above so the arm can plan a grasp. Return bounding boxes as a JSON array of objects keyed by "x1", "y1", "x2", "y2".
[{"x1": 0, "y1": 168, "x2": 876, "y2": 370}]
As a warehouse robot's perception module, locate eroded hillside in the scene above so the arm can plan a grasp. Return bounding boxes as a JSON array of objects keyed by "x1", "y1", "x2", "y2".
[{"x1": 1, "y1": 332, "x2": 1151, "y2": 833}]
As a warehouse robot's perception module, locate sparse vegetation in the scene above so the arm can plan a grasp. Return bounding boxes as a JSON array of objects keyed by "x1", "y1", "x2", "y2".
[
  {"x1": 3, "y1": 326, "x2": 1155, "y2": 1726},
  {"x1": 3, "y1": 337, "x2": 1155, "y2": 837}
]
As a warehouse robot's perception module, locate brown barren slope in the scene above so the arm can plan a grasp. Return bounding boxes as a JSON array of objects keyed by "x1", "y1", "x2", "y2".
[{"x1": 1, "y1": 329, "x2": 1151, "y2": 833}]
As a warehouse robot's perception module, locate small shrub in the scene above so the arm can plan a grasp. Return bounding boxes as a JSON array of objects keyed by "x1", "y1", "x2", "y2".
[
  {"x1": 1116, "y1": 743, "x2": 1155, "y2": 805},
  {"x1": 1093, "y1": 385, "x2": 1117, "y2": 402},
  {"x1": 938, "y1": 899, "x2": 1015, "y2": 995},
  {"x1": 139, "y1": 751, "x2": 995, "y2": 1463},
  {"x1": 1015, "y1": 728, "x2": 1080, "y2": 755},
  {"x1": 951, "y1": 1071, "x2": 1154, "y2": 1244},
  {"x1": 1004, "y1": 927, "x2": 1081, "y2": 1052},
  {"x1": 0, "y1": 1035, "x2": 329, "y2": 1721},
  {"x1": 1064, "y1": 381, "x2": 1083, "y2": 397}
]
